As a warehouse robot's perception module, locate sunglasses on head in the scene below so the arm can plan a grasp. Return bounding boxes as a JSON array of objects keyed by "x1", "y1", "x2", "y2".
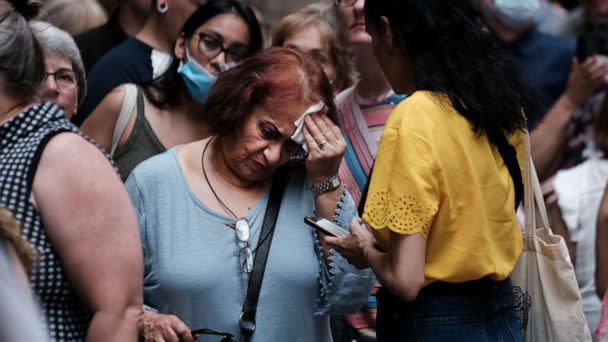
[{"x1": 190, "y1": 328, "x2": 235, "y2": 342}]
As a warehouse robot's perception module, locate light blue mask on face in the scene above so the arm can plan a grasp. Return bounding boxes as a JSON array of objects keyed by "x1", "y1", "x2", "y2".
[
  {"x1": 493, "y1": 0, "x2": 541, "y2": 30},
  {"x1": 177, "y1": 48, "x2": 217, "y2": 103}
]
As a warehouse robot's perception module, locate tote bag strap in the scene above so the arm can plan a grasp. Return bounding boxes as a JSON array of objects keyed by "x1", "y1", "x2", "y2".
[{"x1": 523, "y1": 131, "x2": 550, "y2": 236}]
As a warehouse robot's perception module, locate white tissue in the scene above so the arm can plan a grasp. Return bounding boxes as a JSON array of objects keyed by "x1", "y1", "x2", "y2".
[{"x1": 290, "y1": 101, "x2": 325, "y2": 153}]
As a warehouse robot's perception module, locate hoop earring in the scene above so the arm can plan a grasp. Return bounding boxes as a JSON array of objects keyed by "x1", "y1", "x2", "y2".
[{"x1": 157, "y1": 1, "x2": 169, "y2": 14}]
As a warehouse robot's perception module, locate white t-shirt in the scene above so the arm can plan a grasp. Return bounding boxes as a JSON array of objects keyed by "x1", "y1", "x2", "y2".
[{"x1": 554, "y1": 157, "x2": 608, "y2": 333}]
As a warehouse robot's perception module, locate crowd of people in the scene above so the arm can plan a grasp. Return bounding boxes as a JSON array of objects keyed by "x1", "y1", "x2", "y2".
[{"x1": 2, "y1": 0, "x2": 608, "y2": 341}]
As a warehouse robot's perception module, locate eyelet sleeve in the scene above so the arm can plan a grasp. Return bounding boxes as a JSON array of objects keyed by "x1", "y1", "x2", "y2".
[{"x1": 363, "y1": 118, "x2": 440, "y2": 239}]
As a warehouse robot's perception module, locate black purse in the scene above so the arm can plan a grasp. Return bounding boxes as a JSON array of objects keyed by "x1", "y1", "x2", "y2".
[{"x1": 239, "y1": 167, "x2": 289, "y2": 342}]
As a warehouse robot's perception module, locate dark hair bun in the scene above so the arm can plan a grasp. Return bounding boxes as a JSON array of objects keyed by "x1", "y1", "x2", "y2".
[{"x1": 8, "y1": 0, "x2": 40, "y2": 20}]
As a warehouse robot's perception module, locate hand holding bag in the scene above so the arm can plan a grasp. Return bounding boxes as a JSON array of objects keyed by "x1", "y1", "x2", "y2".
[{"x1": 510, "y1": 132, "x2": 591, "y2": 341}]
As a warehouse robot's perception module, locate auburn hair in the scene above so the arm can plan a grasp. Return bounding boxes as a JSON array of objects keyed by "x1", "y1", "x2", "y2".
[{"x1": 203, "y1": 47, "x2": 338, "y2": 135}]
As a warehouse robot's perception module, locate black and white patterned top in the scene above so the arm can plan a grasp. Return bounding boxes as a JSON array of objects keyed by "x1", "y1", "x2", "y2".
[{"x1": 0, "y1": 102, "x2": 91, "y2": 341}]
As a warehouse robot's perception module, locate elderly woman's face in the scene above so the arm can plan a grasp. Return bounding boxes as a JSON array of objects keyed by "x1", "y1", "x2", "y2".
[
  {"x1": 41, "y1": 54, "x2": 78, "y2": 118},
  {"x1": 221, "y1": 103, "x2": 306, "y2": 183},
  {"x1": 283, "y1": 25, "x2": 336, "y2": 85}
]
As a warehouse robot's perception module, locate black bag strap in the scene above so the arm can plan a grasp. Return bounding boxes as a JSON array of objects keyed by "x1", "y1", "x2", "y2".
[
  {"x1": 487, "y1": 126, "x2": 524, "y2": 210},
  {"x1": 239, "y1": 168, "x2": 288, "y2": 342}
]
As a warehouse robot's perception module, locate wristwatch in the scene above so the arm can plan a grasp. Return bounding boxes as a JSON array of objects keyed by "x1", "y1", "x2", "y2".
[{"x1": 311, "y1": 175, "x2": 341, "y2": 197}]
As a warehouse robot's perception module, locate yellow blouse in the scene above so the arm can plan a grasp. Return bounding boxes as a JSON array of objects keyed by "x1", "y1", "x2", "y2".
[{"x1": 362, "y1": 91, "x2": 524, "y2": 285}]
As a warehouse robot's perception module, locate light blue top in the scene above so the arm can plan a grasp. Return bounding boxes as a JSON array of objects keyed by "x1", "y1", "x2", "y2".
[{"x1": 126, "y1": 148, "x2": 374, "y2": 342}]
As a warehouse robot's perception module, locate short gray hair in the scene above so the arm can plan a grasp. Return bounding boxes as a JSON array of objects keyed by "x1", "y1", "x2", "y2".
[{"x1": 30, "y1": 20, "x2": 86, "y2": 106}]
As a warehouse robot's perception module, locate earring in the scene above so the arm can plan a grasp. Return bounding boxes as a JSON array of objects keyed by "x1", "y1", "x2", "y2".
[{"x1": 157, "y1": 1, "x2": 169, "y2": 13}]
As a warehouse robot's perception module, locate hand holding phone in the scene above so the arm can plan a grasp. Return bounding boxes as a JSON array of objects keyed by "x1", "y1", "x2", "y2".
[{"x1": 304, "y1": 216, "x2": 349, "y2": 237}]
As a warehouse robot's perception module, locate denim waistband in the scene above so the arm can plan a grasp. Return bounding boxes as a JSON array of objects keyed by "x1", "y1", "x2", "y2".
[
  {"x1": 377, "y1": 277, "x2": 515, "y2": 315},
  {"x1": 420, "y1": 277, "x2": 510, "y2": 297}
]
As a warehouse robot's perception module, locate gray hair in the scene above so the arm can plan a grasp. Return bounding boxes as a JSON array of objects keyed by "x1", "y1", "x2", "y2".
[
  {"x1": 0, "y1": 1, "x2": 45, "y2": 101},
  {"x1": 30, "y1": 20, "x2": 86, "y2": 106}
]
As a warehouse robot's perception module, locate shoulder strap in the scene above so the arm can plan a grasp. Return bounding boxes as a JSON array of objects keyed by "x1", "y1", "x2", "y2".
[
  {"x1": 110, "y1": 84, "x2": 138, "y2": 156},
  {"x1": 239, "y1": 167, "x2": 288, "y2": 342},
  {"x1": 487, "y1": 126, "x2": 524, "y2": 210}
]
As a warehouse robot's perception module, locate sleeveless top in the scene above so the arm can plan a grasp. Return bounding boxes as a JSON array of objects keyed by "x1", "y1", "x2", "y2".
[
  {"x1": 0, "y1": 102, "x2": 91, "y2": 341},
  {"x1": 113, "y1": 88, "x2": 166, "y2": 181}
]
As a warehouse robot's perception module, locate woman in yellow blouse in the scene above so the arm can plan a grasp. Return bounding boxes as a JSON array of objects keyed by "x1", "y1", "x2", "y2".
[{"x1": 326, "y1": 0, "x2": 538, "y2": 341}]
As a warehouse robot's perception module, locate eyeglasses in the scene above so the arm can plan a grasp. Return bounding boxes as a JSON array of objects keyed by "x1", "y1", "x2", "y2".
[
  {"x1": 45, "y1": 68, "x2": 77, "y2": 90},
  {"x1": 334, "y1": 0, "x2": 359, "y2": 7},
  {"x1": 191, "y1": 328, "x2": 235, "y2": 342},
  {"x1": 197, "y1": 32, "x2": 249, "y2": 64},
  {"x1": 235, "y1": 218, "x2": 253, "y2": 274}
]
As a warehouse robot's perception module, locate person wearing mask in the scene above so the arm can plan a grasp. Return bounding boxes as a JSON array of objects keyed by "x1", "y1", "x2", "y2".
[
  {"x1": 485, "y1": 0, "x2": 608, "y2": 181},
  {"x1": 0, "y1": 1, "x2": 143, "y2": 340},
  {"x1": 128, "y1": 47, "x2": 373, "y2": 342},
  {"x1": 81, "y1": 0, "x2": 263, "y2": 180},
  {"x1": 272, "y1": 2, "x2": 356, "y2": 95},
  {"x1": 75, "y1": 0, "x2": 150, "y2": 72},
  {"x1": 485, "y1": 0, "x2": 574, "y2": 127},
  {"x1": 75, "y1": 0, "x2": 202, "y2": 126},
  {"x1": 31, "y1": 21, "x2": 86, "y2": 119},
  {"x1": 327, "y1": 0, "x2": 537, "y2": 340}
]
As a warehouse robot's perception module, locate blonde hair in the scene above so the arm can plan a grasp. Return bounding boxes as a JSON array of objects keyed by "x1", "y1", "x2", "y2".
[
  {"x1": 37, "y1": 0, "x2": 107, "y2": 36},
  {"x1": 272, "y1": 2, "x2": 356, "y2": 94},
  {"x1": 0, "y1": 208, "x2": 36, "y2": 273}
]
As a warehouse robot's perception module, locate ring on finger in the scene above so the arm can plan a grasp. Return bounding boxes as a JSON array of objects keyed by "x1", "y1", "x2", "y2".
[{"x1": 318, "y1": 139, "x2": 328, "y2": 150}]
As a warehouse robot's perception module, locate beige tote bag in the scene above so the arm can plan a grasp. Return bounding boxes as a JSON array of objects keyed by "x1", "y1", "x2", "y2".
[{"x1": 510, "y1": 133, "x2": 591, "y2": 341}]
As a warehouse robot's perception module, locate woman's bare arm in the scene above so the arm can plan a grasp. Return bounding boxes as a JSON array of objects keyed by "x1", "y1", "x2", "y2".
[
  {"x1": 80, "y1": 85, "x2": 134, "y2": 153},
  {"x1": 326, "y1": 221, "x2": 426, "y2": 302},
  {"x1": 32, "y1": 132, "x2": 143, "y2": 341},
  {"x1": 550, "y1": 203, "x2": 577, "y2": 267},
  {"x1": 596, "y1": 185, "x2": 608, "y2": 298}
]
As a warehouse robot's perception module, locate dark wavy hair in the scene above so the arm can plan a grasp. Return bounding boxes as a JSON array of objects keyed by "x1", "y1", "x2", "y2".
[
  {"x1": 144, "y1": 0, "x2": 263, "y2": 108},
  {"x1": 364, "y1": 0, "x2": 537, "y2": 137}
]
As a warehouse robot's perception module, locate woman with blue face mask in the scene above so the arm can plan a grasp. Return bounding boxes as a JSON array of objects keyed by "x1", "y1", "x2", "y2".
[{"x1": 81, "y1": 0, "x2": 263, "y2": 180}]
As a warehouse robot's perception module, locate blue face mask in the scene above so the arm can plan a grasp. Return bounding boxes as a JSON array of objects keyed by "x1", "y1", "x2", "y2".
[
  {"x1": 493, "y1": 0, "x2": 541, "y2": 30},
  {"x1": 177, "y1": 48, "x2": 217, "y2": 103}
]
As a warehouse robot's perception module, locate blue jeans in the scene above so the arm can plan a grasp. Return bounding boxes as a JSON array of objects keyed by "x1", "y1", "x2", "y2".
[{"x1": 376, "y1": 278, "x2": 523, "y2": 342}]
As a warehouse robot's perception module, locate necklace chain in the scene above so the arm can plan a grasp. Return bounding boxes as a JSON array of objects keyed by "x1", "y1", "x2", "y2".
[
  {"x1": 200, "y1": 137, "x2": 277, "y2": 256},
  {"x1": 201, "y1": 137, "x2": 239, "y2": 220}
]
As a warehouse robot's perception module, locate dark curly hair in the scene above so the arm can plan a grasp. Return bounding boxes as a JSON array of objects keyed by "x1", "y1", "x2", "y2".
[
  {"x1": 364, "y1": 0, "x2": 538, "y2": 207},
  {"x1": 364, "y1": 0, "x2": 537, "y2": 136}
]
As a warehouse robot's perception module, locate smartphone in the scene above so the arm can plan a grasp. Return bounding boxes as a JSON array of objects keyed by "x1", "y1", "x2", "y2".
[{"x1": 304, "y1": 216, "x2": 349, "y2": 237}]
